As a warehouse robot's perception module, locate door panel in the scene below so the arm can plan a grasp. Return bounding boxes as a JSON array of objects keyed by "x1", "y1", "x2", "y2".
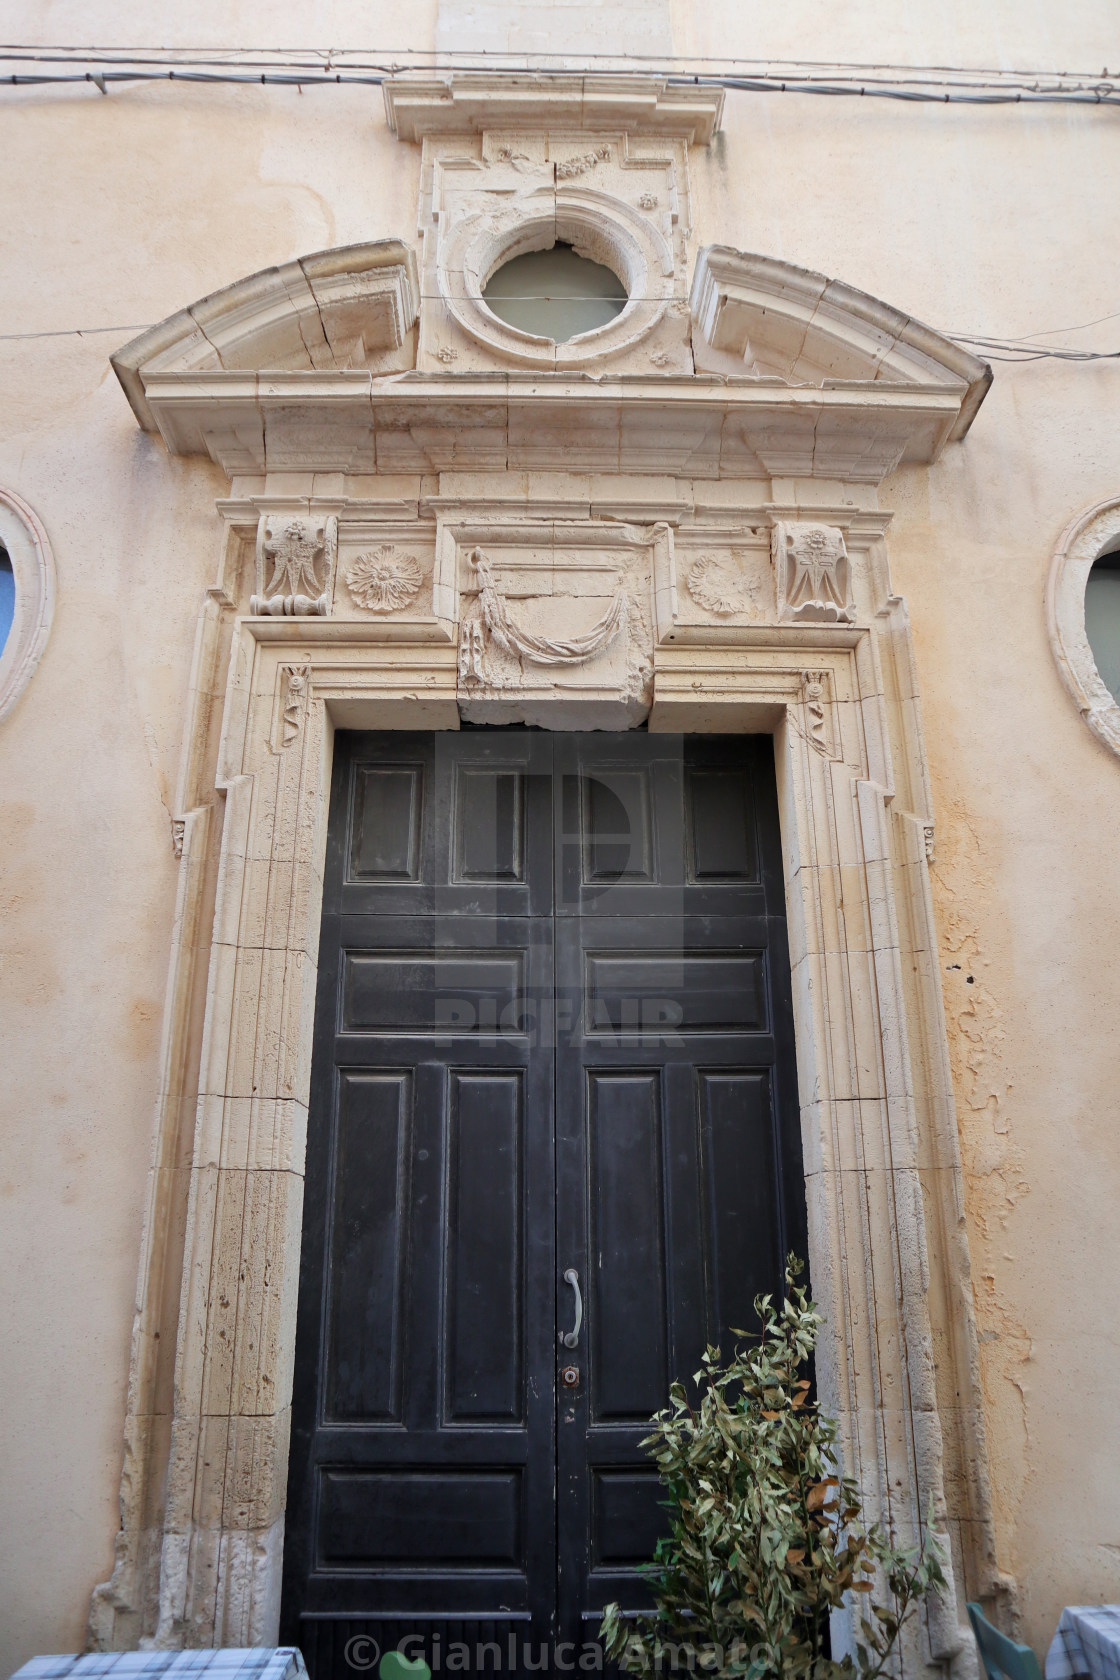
[
  {"x1": 587, "y1": 1071, "x2": 669, "y2": 1422},
  {"x1": 282, "y1": 734, "x2": 556, "y2": 1666},
  {"x1": 445, "y1": 1071, "x2": 525, "y2": 1423},
  {"x1": 553, "y1": 734, "x2": 803, "y2": 1651},
  {"x1": 282, "y1": 730, "x2": 804, "y2": 1676},
  {"x1": 325, "y1": 1071, "x2": 411, "y2": 1423}
]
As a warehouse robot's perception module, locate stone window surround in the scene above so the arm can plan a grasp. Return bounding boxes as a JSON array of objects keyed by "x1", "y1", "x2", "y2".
[
  {"x1": 0, "y1": 486, "x2": 56, "y2": 723},
  {"x1": 1047, "y1": 496, "x2": 1120, "y2": 757},
  {"x1": 87, "y1": 509, "x2": 999, "y2": 1675},
  {"x1": 438, "y1": 192, "x2": 676, "y2": 368}
]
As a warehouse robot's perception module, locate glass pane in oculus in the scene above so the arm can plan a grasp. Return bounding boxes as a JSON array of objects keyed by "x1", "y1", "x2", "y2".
[
  {"x1": 0, "y1": 547, "x2": 13, "y2": 656},
  {"x1": 1085, "y1": 548, "x2": 1120, "y2": 704},
  {"x1": 482, "y1": 243, "x2": 627, "y2": 343}
]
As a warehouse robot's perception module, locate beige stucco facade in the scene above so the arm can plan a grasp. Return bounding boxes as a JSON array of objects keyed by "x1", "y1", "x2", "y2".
[{"x1": 1, "y1": 4, "x2": 1118, "y2": 1676}]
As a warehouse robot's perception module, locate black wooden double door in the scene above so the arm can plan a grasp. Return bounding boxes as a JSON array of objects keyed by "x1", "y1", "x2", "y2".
[{"x1": 282, "y1": 731, "x2": 805, "y2": 1675}]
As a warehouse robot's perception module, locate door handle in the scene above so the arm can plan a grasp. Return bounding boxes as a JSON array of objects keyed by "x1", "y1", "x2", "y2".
[{"x1": 560, "y1": 1268, "x2": 582, "y2": 1349}]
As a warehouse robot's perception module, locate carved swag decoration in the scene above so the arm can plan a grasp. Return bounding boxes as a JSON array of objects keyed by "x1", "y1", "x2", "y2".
[
  {"x1": 458, "y1": 546, "x2": 630, "y2": 682},
  {"x1": 251, "y1": 514, "x2": 337, "y2": 616}
]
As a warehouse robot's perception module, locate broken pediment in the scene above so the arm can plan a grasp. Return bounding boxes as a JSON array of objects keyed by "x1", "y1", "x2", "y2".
[
  {"x1": 111, "y1": 239, "x2": 419, "y2": 432},
  {"x1": 690, "y1": 246, "x2": 991, "y2": 439},
  {"x1": 110, "y1": 236, "x2": 990, "y2": 480}
]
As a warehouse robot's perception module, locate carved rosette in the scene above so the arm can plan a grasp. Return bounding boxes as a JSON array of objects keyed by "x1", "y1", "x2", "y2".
[
  {"x1": 686, "y1": 554, "x2": 758, "y2": 616},
  {"x1": 345, "y1": 545, "x2": 423, "y2": 613},
  {"x1": 251, "y1": 514, "x2": 337, "y2": 616},
  {"x1": 772, "y1": 522, "x2": 853, "y2": 623}
]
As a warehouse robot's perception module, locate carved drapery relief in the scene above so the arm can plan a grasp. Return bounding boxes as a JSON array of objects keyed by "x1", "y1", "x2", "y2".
[
  {"x1": 773, "y1": 521, "x2": 853, "y2": 623},
  {"x1": 344, "y1": 544, "x2": 423, "y2": 613},
  {"x1": 251, "y1": 514, "x2": 337, "y2": 616},
  {"x1": 465, "y1": 545, "x2": 630, "y2": 670},
  {"x1": 448, "y1": 526, "x2": 656, "y2": 725},
  {"x1": 457, "y1": 620, "x2": 485, "y2": 684}
]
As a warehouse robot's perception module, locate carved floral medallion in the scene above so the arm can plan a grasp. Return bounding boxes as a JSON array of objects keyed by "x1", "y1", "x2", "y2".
[
  {"x1": 686, "y1": 553, "x2": 758, "y2": 615},
  {"x1": 345, "y1": 545, "x2": 423, "y2": 613}
]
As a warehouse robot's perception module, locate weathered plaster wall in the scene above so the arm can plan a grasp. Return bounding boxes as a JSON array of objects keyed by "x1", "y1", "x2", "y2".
[
  {"x1": 0, "y1": 0, "x2": 1117, "y2": 1671},
  {"x1": 0, "y1": 10, "x2": 431, "y2": 1673},
  {"x1": 678, "y1": 22, "x2": 1120, "y2": 1650}
]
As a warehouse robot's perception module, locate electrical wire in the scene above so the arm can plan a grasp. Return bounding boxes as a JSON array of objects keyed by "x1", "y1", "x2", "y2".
[
  {"x1": 0, "y1": 45, "x2": 1117, "y2": 103},
  {"x1": 0, "y1": 323, "x2": 152, "y2": 341},
  {"x1": 2, "y1": 318, "x2": 1116, "y2": 362}
]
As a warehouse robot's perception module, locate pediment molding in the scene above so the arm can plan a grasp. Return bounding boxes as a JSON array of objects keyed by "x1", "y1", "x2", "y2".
[
  {"x1": 383, "y1": 72, "x2": 724, "y2": 144},
  {"x1": 112, "y1": 240, "x2": 418, "y2": 432},
  {"x1": 691, "y1": 246, "x2": 991, "y2": 439},
  {"x1": 111, "y1": 240, "x2": 989, "y2": 480}
]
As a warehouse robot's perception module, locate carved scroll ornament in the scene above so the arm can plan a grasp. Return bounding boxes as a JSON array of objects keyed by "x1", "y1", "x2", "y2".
[
  {"x1": 251, "y1": 514, "x2": 337, "y2": 616},
  {"x1": 278, "y1": 663, "x2": 311, "y2": 749},
  {"x1": 801, "y1": 669, "x2": 831, "y2": 755},
  {"x1": 772, "y1": 521, "x2": 853, "y2": 624},
  {"x1": 460, "y1": 546, "x2": 629, "y2": 681}
]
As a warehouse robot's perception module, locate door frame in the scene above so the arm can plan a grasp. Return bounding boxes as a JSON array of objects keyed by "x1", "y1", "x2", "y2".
[{"x1": 90, "y1": 529, "x2": 994, "y2": 1676}]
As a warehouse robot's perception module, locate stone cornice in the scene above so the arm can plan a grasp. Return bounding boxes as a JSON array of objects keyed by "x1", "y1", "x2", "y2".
[
  {"x1": 382, "y1": 72, "x2": 724, "y2": 143},
  {"x1": 131, "y1": 368, "x2": 971, "y2": 482}
]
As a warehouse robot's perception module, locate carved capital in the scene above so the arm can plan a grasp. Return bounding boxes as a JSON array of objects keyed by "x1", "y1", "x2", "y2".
[
  {"x1": 251, "y1": 514, "x2": 337, "y2": 617},
  {"x1": 773, "y1": 522, "x2": 853, "y2": 624}
]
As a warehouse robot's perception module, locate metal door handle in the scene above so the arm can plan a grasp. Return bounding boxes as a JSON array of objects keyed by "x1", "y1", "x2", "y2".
[{"x1": 560, "y1": 1268, "x2": 582, "y2": 1348}]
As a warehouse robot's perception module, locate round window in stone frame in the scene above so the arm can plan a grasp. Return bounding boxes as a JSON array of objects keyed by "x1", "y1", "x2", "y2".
[
  {"x1": 1047, "y1": 496, "x2": 1120, "y2": 757},
  {"x1": 0, "y1": 488, "x2": 57, "y2": 724}
]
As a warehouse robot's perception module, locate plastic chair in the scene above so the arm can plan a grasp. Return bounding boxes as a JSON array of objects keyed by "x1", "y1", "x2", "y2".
[{"x1": 968, "y1": 1602, "x2": 1044, "y2": 1680}]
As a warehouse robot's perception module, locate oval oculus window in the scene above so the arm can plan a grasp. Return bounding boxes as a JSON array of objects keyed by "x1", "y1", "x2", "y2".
[
  {"x1": 483, "y1": 243, "x2": 627, "y2": 343},
  {"x1": 1085, "y1": 543, "x2": 1120, "y2": 704},
  {"x1": 0, "y1": 545, "x2": 14, "y2": 659}
]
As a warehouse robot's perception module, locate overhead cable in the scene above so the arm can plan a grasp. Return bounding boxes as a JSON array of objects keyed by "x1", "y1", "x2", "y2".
[
  {"x1": 0, "y1": 45, "x2": 1117, "y2": 104},
  {"x1": 2, "y1": 320, "x2": 1117, "y2": 362}
]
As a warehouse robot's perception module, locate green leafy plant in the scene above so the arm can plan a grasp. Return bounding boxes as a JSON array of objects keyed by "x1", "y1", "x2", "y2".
[{"x1": 600, "y1": 1258, "x2": 947, "y2": 1678}]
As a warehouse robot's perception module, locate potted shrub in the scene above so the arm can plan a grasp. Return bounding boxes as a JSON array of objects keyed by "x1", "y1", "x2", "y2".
[{"x1": 600, "y1": 1259, "x2": 947, "y2": 1678}]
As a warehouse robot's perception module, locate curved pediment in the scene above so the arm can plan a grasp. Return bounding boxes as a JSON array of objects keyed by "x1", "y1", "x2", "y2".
[
  {"x1": 112, "y1": 239, "x2": 418, "y2": 432},
  {"x1": 111, "y1": 236, "x2": 989, "y2": 480},
  {"x1": 690, "y1": 246, "x2": 990, "y2": 441}
]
